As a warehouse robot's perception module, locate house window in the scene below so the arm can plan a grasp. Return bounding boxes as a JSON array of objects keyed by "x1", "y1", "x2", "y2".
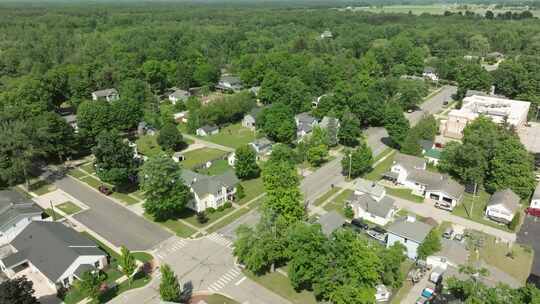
[
  {"x1": 94, "y1": 261, "x2": 100, "y2": 268},
  {"x1": 404, "y1": 238, "x2": 408, "y2": 243},
  {"x1": 63, "y1": 277, "x2": 69, "y2": 286}
]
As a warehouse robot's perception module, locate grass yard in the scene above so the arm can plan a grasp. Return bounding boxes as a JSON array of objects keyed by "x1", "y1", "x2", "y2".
[
  {"x1": 181, "y1": 148, "x2": 229, "y2": 169},
  {"x1": 243, "y1": 270, "x2": 318, "y2": 304},
  {"x1": 80, "y1": 175, "x2": 102, "y2": 189},
  {"x1": 385, "y1": 187, "x2": 425, "y2": 203},
  {"x1": 364, "y1": 151, "x2": 395, "y2": 181},
  {"x1": 67, "y1": 168, "x2": 87, "y2": 178},
  {"x1": 28, "y1": 179, "x2": 56, "y2": 196},
  {"x1": 196, "y1": 159, "x2": 232, "y2": 176},
  {"x1": 452, "y1": 190, "x2": 514, "y2": 232},
  {"x1": 202, "y1": 123, "x2": 256, "y2": 149},
  {"x1": 81, "y1": 162, "x2": 96, "y2": 174},
  {"x1": 314, "y1": 187, "x2": 342, "y2": 206},
  {"x1": 132, "y1": 252, "x2": 154, "y2": 263},
  {"x1": 111, "y1": 192, "x2": 141, "y2": 205},
  {"x1": 390, "y1": 260, "x2": 415, "y2": 304},
  {"x1": 206, "y1": 207, "x2": 251, "y2": 234},
  {"x1": 136, "y1": 135, "x2": 164, "y2": 158},
  {"x1": 374, "y1": 148, "x2": 394, "y2": 163},
  {"x1": 181, "y1": 205, "x2": 236, "y2": 228},
  {"x1": 205, "y1": 294, "x2": 240, "y2": 304},
  {"x1": 323, "y1": 189, "x2": 354, "y2": 216},
  {"x1": 56, "y1": 201, "x2": 82, "y2": 215},
  {"x1": 143, "y1": 213, "x2": 197, "y2": 238},
  {"x1": 237, "y1": 177, "x2": 265, "y2": 205}
]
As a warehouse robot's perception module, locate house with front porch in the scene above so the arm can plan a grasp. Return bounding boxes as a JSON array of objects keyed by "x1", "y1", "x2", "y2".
[
  {"x1": 485, "y1": 189, "x2": 520, "y2": 224},
  {"x1": 181, "y1": 170, "x2": 240, "y2": 212}
]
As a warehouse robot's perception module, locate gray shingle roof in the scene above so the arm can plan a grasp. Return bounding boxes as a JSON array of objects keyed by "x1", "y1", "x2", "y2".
[
  {"x1": 348, "y1": 193, "x2": 395, "y2": 218},
  {"x1": 246, "y1": 107, "x2": 264, "y2": 121},
  {"x1": 169, "y1": 89, "x2": 190, "y2": 100},
  {"x1": 408, "y1": 169, "x2": 443, "y2": 186},
  {"x1": 355, "y1": 179, "x2": 385, "y2": 198},
  {"x1": 220, "y1": 76, "x2": 242, "y2": 85},
  {"x1": 387, "y1": 217, "x2": 433, "y2": 243},
  {"x1": 251, "y1": 137, "x2": 272, "y2": 151},
  {"x1": 199, "y1": 125, "x2": 218, "y2": 133},
  {"x1": 488, "y1": 189, "x2": 520, "y2": 214},
  {"x1": 419, "y1": 139, "x2": 434, "y2": 151},
  {"x1": 424, "y1": 66, "x2": 436, "y2": 74},
  {"x1": 394, "y1": 153, "x2": 426, "y2": 171},
  {"x1": 92, "y1": 88, "x2": 118, "y2": 97},
  {"x1": 295, "y1": 112, "x2": 317, "y2": 125},
  {"x1": 320, "y1": 116, "x2": 339, "y2": 129},
  {"x1": 2, "y1": 221, "x2": 105, "y2": 282},
  {"x1": 426, "y1": 176, "x2": 465, "y2": 200},
  {"x1": 317, "y1": 211, "x2": 346, "y2": 236},
  {"x1": 0, "y1": 190, "x2": 42, "y2": 231},
  {"x1": 181, "y1": 170, "x2": 239, "y2": 198}
]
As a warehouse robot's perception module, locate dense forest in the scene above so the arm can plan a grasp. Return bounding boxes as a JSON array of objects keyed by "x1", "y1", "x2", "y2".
[{"x1": 0, "y1": 2, "x2": 539, "y2": 187}]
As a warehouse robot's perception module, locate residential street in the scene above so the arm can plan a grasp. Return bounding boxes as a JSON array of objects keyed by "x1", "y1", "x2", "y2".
[
  {"x1": 55, "y1": 176, "x2": 172, "y2": 251},
  {"x1": 405, "y1": 85, "x2": 457, "y2": 125}
]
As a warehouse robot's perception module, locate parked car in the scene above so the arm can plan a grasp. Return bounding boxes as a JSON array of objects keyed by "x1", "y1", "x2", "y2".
[
  {"x1": 453, "y1": 233, "x2": 464, "y2": 242},
  {"x1": 367, "y1": 229, "x2": 387, "y2": 243},
  {"x1": 98, "y1": 185, "x2": 113, "y2": 195},
  {"x1": 442, "y1": 227, "x2": 454, "y2": 239},
  {"x1": 351, "y1": 218, "x2": 369, "y2": 230},
  {"x1": 422, "y1": 287, "x2": 435, "y2": 298}
]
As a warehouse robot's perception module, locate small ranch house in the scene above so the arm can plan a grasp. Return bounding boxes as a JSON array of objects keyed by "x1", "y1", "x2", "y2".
[
  {"x1": 387, "y1": 216, "x2": 433, "y2": 259},
  {"x1": 196, "y1": 125, "x2": 219, "y2": 137},
  {"x1": 91, "y1": 88, "x2": 119, "y2": 102},
  {"x1": 425, "y1": 178, "x2": 465, "y2": 211},
  {"x1": 485, "y1": 189, "x2": 520, "y2": 224},
  {"x1": 347, "y1": 194, "x2": 396, "y2": 226}
]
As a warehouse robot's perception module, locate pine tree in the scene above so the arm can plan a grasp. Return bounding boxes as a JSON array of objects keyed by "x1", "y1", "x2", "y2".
[{"x1": 159, "y1": 264, "x2": 182, "y2": 302}]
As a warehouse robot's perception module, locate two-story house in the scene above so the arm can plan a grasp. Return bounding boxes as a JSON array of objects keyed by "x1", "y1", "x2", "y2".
[
  {"x1": 181, "y1": 170, "x2": 240, "y2": 212},
  {"x1": 295, "y1": 112, "x2": 318, "y2": 139},
  {"x1": 242, "y1": 107, "x2": 264, "y2": 131},
  {"x1": 387, "y1": 216, "x2": 433, "y2": 259},
  {"x1": 168, "y1": 89, "x2": 190, "y2": 105},
  {"x1": 0, "y1": 190, "x2": 43, "y2": 246},
  {"x1": 346, "y1": 179, "x2": 396, "y2": 226}
]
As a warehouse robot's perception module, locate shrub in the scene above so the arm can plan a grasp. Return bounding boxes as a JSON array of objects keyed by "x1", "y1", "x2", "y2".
[
  {"x1": 223, "y1": 202, "x2": 233, "y2": 209},
  {"x1": 206, "y1": 207, "x2": 216, "y2": 214},
  {"x1": 344, "y1": 204, "x2": 354, "y2": 219},
  {"x1": 196, "y1": 212, "x2": 208, "y2": 224},
  {"x1": 217, "y1": 205, "x2": 225, "y2": 212},
  {"x1": 236, "y1": 184, "x2": 245, "y2": 200},
  {"x1": 508, "y1": 211, "x2": 521, "y2": 231}
]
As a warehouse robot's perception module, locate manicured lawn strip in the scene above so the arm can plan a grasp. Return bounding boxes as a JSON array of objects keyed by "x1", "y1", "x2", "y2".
[
  {"x1": 181, "y1": 148, "x2": 229, "y2": 169},
  {"x1": 373, "y1": 148, "x2": 394, "y2": 163},
  {"x1": 390, "y1": 260, "x2": 415, "y2": 304},
  {"x1": 385, "y1": 187, "x2": 425, "y2": 203},
  {"x1": 68, "y1": 168, "x2": 87, "y2": 178},
  {"x1": 56, "y1": 201, "x2": 82, "y2": 215},
  {"x1": 243, "y1": 270, "x2": 318, "y2": 304},
  {"x1": 80, "y1": 175, "x2": 102, "y2": 189},
  {"x1": 132, "y1": 252, "x2": 154, "y2": 263},
  {"x1": 143, "y1": 213, "x2": 197, "y2": 238},
  {"x1": 237, "y1": 177, "x2": 264, "y2": 205},
  {"x1": 323, "y1": 189, "x2": 354, "y2": 217},
  {"x1": 81, "y1": 162, "x2": 96, "y2": 174},
  {"x1": 63, "y1": 288, "x2": 85, "y2": 304},
  {"x1": 205, "y1": 294, "x2": 240, "y2": 304},
  {"x1": 45, "y1": 208, "x2": 64, "y2": 220},
  {"x1": 206, "y1": 207, "x2": 251, "y2": 234},
  {"x1": 452, "y1": 190, "x2": 513, "y2": 232},
  {"x1": 182, "y1": 206, "x2": 236, "y2": 228},
  {"x1": 136, "y1": 135, "x2": 164, "y2": 158},
  {"x1": 81, "y1": 231, "x2": 120, "y2": 260},
  {"x1": 29, "y1": 179, "x2": 55, "y2": 195},
  {"x1": 197, "y1": 159, "x2": 232, "y2": 176},
  {"x1": 202, "y1": 123, "x2": 256, "y2": 149},
  {"x1": 111, "y1": 192, "x2": 140, "y2": 205},
  {"x1": 364, "y1": 151, "x2": 395, "y2": 181},
  {"x1": 314, "y1": 187, "x2": 342, "y2": 206}
]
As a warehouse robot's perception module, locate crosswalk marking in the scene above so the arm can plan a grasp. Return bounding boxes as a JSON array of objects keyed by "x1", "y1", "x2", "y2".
[
  {"x1": 157, "y1": 239, "x2": 189, "y2": 259},
  {"x1": 207, "y1": 233, "x2": 233, "y2": 248},
  {"x1": 207, "y1": 267, "x2": 242, "y2": 292}
]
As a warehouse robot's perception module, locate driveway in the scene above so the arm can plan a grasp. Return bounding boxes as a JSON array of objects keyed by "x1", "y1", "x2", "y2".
[
  {"x1": 518, "y1": 214, "x2": 540, "y2": 285},
  {"x1": 55, "y1": 176, "x2": 172, "y2": 251}
]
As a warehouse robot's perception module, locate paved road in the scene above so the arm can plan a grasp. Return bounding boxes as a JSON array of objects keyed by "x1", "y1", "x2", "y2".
[
  {"x1": 518, "y1": 214, "x2": 540, "y2": 284},
  {"x1": 405, "y1": 85, "x2": 457, "y2": 126},
  {"x1": 110, "y1": 236, "x2": 290, "y2": 304},
  {"x1": 55, "y1": 176, "x2": 172, "y2": 251},
  {"x1": 218, "y1": 209, "x2": 261, "y2": 240}
]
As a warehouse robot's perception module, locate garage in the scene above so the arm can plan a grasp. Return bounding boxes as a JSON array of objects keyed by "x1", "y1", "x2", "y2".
[{"x1": 430, "y1": 193, "x2": 440, "y2": 200}]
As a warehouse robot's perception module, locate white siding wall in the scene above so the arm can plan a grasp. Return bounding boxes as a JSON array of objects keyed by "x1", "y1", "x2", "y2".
[
  {"x1": 0, "y1": 215, "x2": 41, "y2": 246},
  {"x1": 485, "y1": 205, "x2": 514, "y2": 222},
  {"x1": 425, "y1": 190, "x2": 458, "y2": 209},
  {"x1": 387, "y1": 233, "x2": 420, "y2": 259},
  {"x1": 390, "y1": 165, "x2": 408, "y2": 184},
  {"x1": 57, "y1": 255, "x2": 108, "y2": 287}
]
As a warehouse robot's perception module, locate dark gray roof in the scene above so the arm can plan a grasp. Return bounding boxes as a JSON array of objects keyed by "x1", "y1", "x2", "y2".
[
  {"x1": 199, "y1": 125, "x2": 219, "y2": 133},
  {"x1": 92, "y1": 88, "x2": 118, "y2": 97},
  {"x1": 297, "y1": 123, "x2": 313, "y2": 134},
  {"x1": 295, "y1": 112, "x2": 317, "y2": 125},
  {"x1": 426, "y1": 176, "x2": 465, "y2": 200},
  {"x1": 0, "y1": 190, "x2": 42, "y2": 231},
  {"x1": 220, "y1": 76, "x2": 242, "y2": 85},
  {"x1": 408, "y1": 169, "x2": 443, "y2": 186},
  {"x1": 355, "y1": 179, "x2": 385, "y2": 198},
  {"x1": 419, "y1": 139, "x2": 434, "y2": 151},
  {"x1": 394, "y1": 153, "x2": 426, "y2": 170},
  {"x1": 169, "y1": 89, "x2": 190, "y2": 100},
  {"x1": 251, "y1": 137, "x2": 273, "y2": 151},
  {"x1": 387, "y1": 217, "x2": 433, "y2": 243},
  {"x1": 181, "y1": 170, "x2": 239, "y2": 198},
  {"x1": 487, "y1": 189, "x2": 520, "y2": 214},
  {"x1": 423, "y1": 66, "x2": 436, "y2": 74},
  {"x1": 320, "y1": 116, "x2": 339, "y2": 129},
  {"x1": 2, "y1": 221, "x2": 105, "y2": 282},
  {"x1": 317, "y1": 211, "x2": 346, "y2": 236},
  {"x1": 348, "y1": 193, "x2": 395, "y2": 218}
]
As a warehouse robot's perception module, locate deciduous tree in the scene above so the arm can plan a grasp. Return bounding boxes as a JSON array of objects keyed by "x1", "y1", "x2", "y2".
[
  {"x1": 0, "y1": 277, "x2": 38, "y2": 304},
  {"x1": 235, "y1": 145, "x2": 260, "y2": 179},
  {"x1": 157, "y1": 123, "x2": 185, "y2": 151},
  {"x1": 92, "y1": 130, "x2": 137, "y2": 187}
]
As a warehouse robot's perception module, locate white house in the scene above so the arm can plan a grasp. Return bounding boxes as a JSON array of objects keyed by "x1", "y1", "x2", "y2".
[
  {"x1": 425, "y1": 178, "x2": 465, "y2": 211},
  {"x1": 320, "y1": 30, "x2": 333, "y2": 39},
  {"x1": 196, "y1": 125, "x2": 219, "y2": 137},
  {"x1": 62, "y1": 114, "x2": 78, "y2": 132},
  {"x1": 242, "y1": 107, "x2": 264, "y2": 131},
  {"x1": 0, "y1": 221, "x2": 107, "y2": 291},
  {"x1": 91, "y1": 88, "x2": 119, "y2": 102},
  {"x1": 347, "y1": 194, "x2": 396, "y2": 226},
  {"x1": 216, "y1": 76, "x2": 243, "y2": 92},
  {"x1": 173, "y1": 111, "x2": 189, "y2": 123},
  {"x1": 319, "y1": 116, "x2": 340, "y2": 130},
  {"x1": 0, "y1": 190, "x2": 43, "y2": 246},
  {"x1": 354, "y1": 179, "x2": 386, "y2": 201},
  {"x1": 387, "y1": 216, "x2": 433, "y2": 260},
  {"x1": 426, "y1": 239, "x2": 468, "y2": 271},
  {"x1": 181, "y1": 170, "x2": 239, "y2": 212},
  {"x1": 375, "y1": 284, "x2": 391, "y2": 303},
  {"x1": 295, "y1": 112, "x2": 318, "y2": 139},
  {"x1": 422, "y1": 67, "x2": 439, "y2": 82},
  {"x1": 387, "y1": 153, "x2": 427, "y2": 185},
  {"x1": 172, "y1": 152, "x2": 185, "y2": 163},
  {"x1": 485, "y1": 189, "x2": 520, "y2": 224},
  {"x1": 168, "y1": 89, "x2": 190, "y2": 104}
]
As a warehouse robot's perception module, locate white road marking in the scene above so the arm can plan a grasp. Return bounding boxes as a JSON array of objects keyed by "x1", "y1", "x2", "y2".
[{"x1": 235, "y1": 276, "x2": 247, "y2": 286}]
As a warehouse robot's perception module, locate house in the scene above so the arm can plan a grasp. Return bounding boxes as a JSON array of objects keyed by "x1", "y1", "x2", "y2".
[
  {"x1": 385, "y1": 153, "x2": 427, "y2": 185},
  {"x1": 168, "y1": 89, "x2": 190, "y2": 105},
  {"x1": 354, "y1": 178, "x2": 386, "y2": 201},
  {"x1": 320, "y1": 30, "x2": 333, "y2": 39},
  {"x1": 173, "y1": 111, "x2": 189, "y2": 123},
  {"x1": 91, "y1": 88, "x2": 119, "y2": 102},
  {"x1": 138, "y1": 122, "x2": 157, "y2": 136},
  {"x1": 172, "y1": 152, "x2": 185, "y2": 163},
  {"x1": 424, "y1": 148, "x2": 442, "y2": 165},
  {"x1": 216, "y1": 76, "x2": 243, "y2": 92},
  {"x1": 317, "y1": 211, "x2": 346, "y2": 236},
  {"x1": 227, "y1": 152, "x2": 236, "y2": 167},
  {"x1": 439, "y1": 95, "x2": 530, "y2": 139},
  {"x1": 0, "y1": 221, "x2": 107, "y2": 291},
  {"x1": 347, "y1": 194, "x2": 396, "y2": 226},
  {"x1": 249, "y1": 137, "x2": 273, "y2": 155},
  {"x1": 387, "y1": 216, "x2": 433, "y2": 259},
  {"x1": 181, "y1": 170, "x2": 239, "y2": 212},
  {"x1": 423, "y1": 67, "x2": 439, "y2": 82},
  {"x1": 486, "y1": 52, "x2": 504, "y2": 61},
  {"x1": 425, "y1": 177, "x2": 465, "y2": 211},
  {"x1": 242, "y1": 107, "x2": 264, "y2": 131},
  {"x1": 319, "y1": 116, "x2": 340, "y2": 130},
  {"x1": 62, "y1": 114, "x2": 78, "y2": 132},
  {"x1": 426, "y1": 238, "x2": 468, "y2": 271},
  {"x1": 419, "y1": 139, "x2": 434, "y2": 154},
  {"x1": 196, "y1": 125, "x2": 219, "y2": 137},
  {"x1": 295, "y1": 112, "x2": 318, "y2": 139},
  {"x1": 485, "y1": 189, "x2": 520, "y2": 224},
  {"x1": 375, "y1": 284, "x2": 391, "y2": 302},
  {"x1": 0, "y1": 190, "x2": 43, "y2": 245},
  {"x1": 249, "y1": 86, "x2": 260, "y2": 97}
]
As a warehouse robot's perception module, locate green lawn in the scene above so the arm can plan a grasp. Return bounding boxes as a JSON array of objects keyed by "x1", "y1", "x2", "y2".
[
  {"x1": 44, "y1": 208, "x2": 64, "y2": 221},
  {"x1": 385, "y1": 187, "x2": 425, "y2": 203},
  {"x1": 80, "y1": 175, "x2": 102, "y2": 189},
  {"x1": 390, "y1": 260, "x2": 415, "y2": 304},
  {"x1": 237, "y1": 177, "x2": 265, "y2": 205},
  {"x1": 181, "y1": 148, "x2": 229, "y2": 169},
  {"x1": 143, "y1": 213, "x2": 197, "y2": 238},
  {"x1": 206, "y1": 294, "x2": 240, "y2": 304},
  {"x1": 206, "y1": 207, "x2": 251, "y2": 234},
  {"x1": 111, "y1": 192, "x2": 141, "y2": 205},
  {"x1": 56, "y1": 201, "x2": 82, "y2": 215},
  {"x1": 373, "y1": 148, "x2": 394, "y2": 163},
  {"x1": 201, "y1": 123, "x2": 256, "y2": 149},
  {"x1": 81, "y1": 162, "x2": 96, "y2": 174},
  {"x1": 67, "y1": 168, "x2": 87, "y2": 178},
  {"x1": 197, "y1": 159, "x2": 232, "y2": 176},
  {"x1": 364, "y1": 151, "x2": 395, "y2": 181},
  {"x1": 314, "y1": 187, "x2": 342, "y2": 206},
  {"x1": 452, "y1": 190, "x2": 513, "y2": 232},
  {"x1": 181, "y1": 205, "x2": 236, "y2": 228},
  {"x1": 132, "y1": 252, "x2": 154, "y2": 263},
  {"x1": 136, "y1": 135, "x2": 164, "y2": 158},
  {"x1": 244, "y1": 270, "x2": 317, "y2": 304},
  {"x1": 323, "y1": 189, "x2": 354, "y2": 216},
  {"x1": 29, "y1": 179, "x2": 56, "y2": 196}
]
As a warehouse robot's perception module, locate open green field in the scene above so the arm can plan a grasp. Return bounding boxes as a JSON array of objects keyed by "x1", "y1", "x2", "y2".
[
  {"x1": 244, "y1": 270, "x2": 317, "y2": 304},
  {"x1": 351, "y1": 4, "x2": 540, "y2": 17},
  {"x1": 201, "y1": 123, "x2": 256, "y2": 149},
  {"x1": 237, "y1": 177, "x2": 265, "y2": 205},
  {"x1": 136, "y1": 135, "x2": 164, "y2": 158},
  {"x1": 452, "y1": 190, "x2": 514, "y2": 232},
  {"x1": 385, "y1": 187, "x2": 425, "y2": 203},
  {"x1": 181, "y1": 148, "x2": 229, "y2": 169},
  {"x1": 196, "y1": 159, "x2": 232, "y2": 176},
  {"x1": 28, "y1": 179, "x2": 56, "y2": 196}
]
